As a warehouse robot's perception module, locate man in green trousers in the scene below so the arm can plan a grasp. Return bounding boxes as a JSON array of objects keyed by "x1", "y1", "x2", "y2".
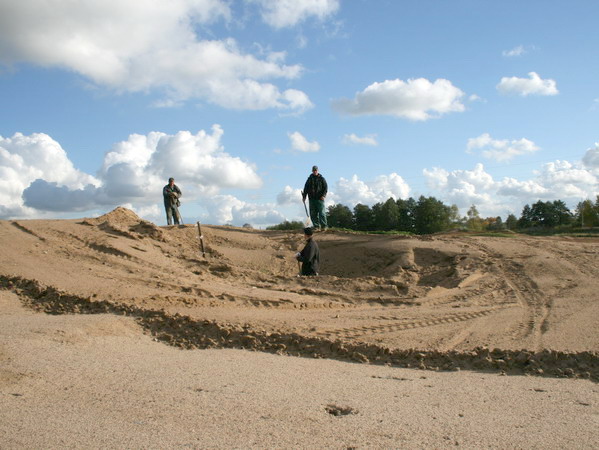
[
  {"x1": 163, "y1": 177, "x2": 182, "y2": 225},
  {"x1": 302, "y1": 165, "x2": 328, "y2": 230}
]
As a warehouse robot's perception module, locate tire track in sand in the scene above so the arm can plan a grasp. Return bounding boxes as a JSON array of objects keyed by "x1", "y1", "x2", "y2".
[
  {"x1": 315, "y1": 305, "x2": 513, "y2": 340},
  {"x1": 464, "y1": 238, "x2": 550, "y2": 351}
]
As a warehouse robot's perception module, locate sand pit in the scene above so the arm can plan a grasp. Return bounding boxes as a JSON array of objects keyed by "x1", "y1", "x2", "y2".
[{"x1": 1, "y1": 207, "x2": 598, "y2": 446}]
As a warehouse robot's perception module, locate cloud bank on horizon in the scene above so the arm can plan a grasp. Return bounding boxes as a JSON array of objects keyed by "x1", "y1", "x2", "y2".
[
  {"x1": 0, "y1": 0, "x2": 598, "y2": 226},
  {"x1": 1, "y1": 127, "x2": 262, "y2": 220},
  {"x1": 2, "y1": 129, "x2": 598, "y2": 224}
]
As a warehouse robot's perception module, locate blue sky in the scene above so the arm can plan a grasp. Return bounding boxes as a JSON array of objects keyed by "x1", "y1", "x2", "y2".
[{"x1": 1, "y1": 0, "x2": 598, "y2": 226}]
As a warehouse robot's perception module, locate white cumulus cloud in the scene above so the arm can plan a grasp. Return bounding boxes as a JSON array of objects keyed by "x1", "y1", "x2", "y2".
[
  {"x1": 288, "y1": 131, "x2": 320, "y2": 152},
  {"x1": 0, "y1": 133, "x2": 100, "y2": 217},
  {"x1": 496, "y1": 178, "x2": 548, "y2": 198},
  {"x1": 424, "y1": 147, "x2": 599, "y2": 217},
  {"x1": 342, "y1": 133, "x2": 378, "y2": 146},
  {"x1": 332, "y1": 78, "x2": 465, "y2": 120},
  {"x1": 534, "y1": 160, "x2": 597, "y2": 198},
  {"x1": 331, "y1": 173, "x2": 410, "y2": 206},
  {"x1": 582, "y1": 142, "x2": 599, "y2": 173},
  {"x1": 202, "y1": 194, "x2": 285, "y2": 225},
  {"x1": 497, "y1": 72, "x2": 558, "y2": 96},
  {"x1": 423, "y1": 164, "x2": 496, "y2": 210},
  {"x1": 1, "y1": 127, "x2": 264, "y2": 220},
  {"x1": 0, "y1": 0, "x2": 311, "y2": 112},
  {"x1": 252, "y1": 0, "x2": 340, "y2": 28},
  {"x1": 277, "y1": 185, "x2": 303, "y2": 205},
  {"x1": 467, "y1": 133, "x2": 540, "y2": 162}
]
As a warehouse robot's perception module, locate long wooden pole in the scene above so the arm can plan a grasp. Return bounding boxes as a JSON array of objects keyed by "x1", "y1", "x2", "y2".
[{"x1": 196, "y1": 221, "x2": 206, "y2": 257}]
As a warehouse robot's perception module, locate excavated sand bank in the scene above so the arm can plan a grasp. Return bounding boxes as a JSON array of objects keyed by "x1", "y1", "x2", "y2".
[
  {"x1": 1, "y1": 207, "x2": 597, "y2": 380},
  {"x1": 2, "y1": 208, "x2": 598, "y2": 447}
]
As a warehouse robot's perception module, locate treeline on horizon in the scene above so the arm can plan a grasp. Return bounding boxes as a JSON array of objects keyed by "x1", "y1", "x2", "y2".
[{"x1": 268, "y1": 196, "x2": 599, "y2": 235}]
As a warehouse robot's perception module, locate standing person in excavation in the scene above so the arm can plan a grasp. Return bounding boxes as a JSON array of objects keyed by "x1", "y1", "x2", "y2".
[
  {"x1": 295, "y1": 227, "x2": 320, "y2": 276},
  {"x1": 302, "y1": 165, "x2": 328, "y2": 230},
  {"x1": 163, "y1": 177, "x2": 182, "y2": 225}
]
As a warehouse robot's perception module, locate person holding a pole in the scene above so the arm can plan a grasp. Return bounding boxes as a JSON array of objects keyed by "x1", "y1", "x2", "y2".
[
  {"x1": 163, "y1": 177, "x2": 182, "y2": 225},
  {"x1": 302, "y1": 165, "x2": 328, "y2": 231}
]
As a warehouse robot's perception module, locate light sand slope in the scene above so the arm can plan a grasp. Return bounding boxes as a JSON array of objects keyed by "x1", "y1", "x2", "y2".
[
  {"x1": 1, "y1": 208, "x2": 597, "y2": 379},
  {"x1": 1, "y1": 290, "x2": 597, "y2": 448}
]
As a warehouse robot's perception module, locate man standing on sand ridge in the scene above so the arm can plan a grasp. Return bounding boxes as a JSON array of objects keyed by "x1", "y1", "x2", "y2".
[
  {"x1": 302, "y1": 165, "x2": 328, "y2": 230},
  {"x1": 163, "y1": 177, "x2": 182, "y2": 225}
]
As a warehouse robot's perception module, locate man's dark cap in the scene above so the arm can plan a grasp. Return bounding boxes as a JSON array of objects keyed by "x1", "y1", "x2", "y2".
[
  {"x1": 168, "y1": 177, "x2": 175, "y2": 182},
  {"x1": 303, "y1": 227, "x2": 314, "y2": 236},
  {"x1": 312, "y1": 165, "x2": 318, "y2": 171}
]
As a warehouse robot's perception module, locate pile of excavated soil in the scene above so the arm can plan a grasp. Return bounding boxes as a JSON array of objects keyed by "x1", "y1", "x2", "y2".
[
  {"x1": 82, "y1": 206, "x2": 166, "y2": 241},
  {"x1": 1, "y1": 207, "x2": 598, "y2": 380}
]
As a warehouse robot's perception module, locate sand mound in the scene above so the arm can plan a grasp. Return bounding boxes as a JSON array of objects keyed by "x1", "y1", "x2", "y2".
[
  {"x1": 1, "y1": 213, "x2": 598, "y2": 381},
  {"x1": 98, "y1": 206, "x2": 144, "y2": 225},
  {"x1": 82, "y1": 207, "x2": 165, "y2": 241}
]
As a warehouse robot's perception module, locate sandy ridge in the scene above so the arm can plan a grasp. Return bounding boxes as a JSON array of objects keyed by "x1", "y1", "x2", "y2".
[
  {"x1": 1, "y1": 207, "x2": 598, "y2": 371},
  {"x1": 2, "y1": 208, "x2": 599, "y2": 447},
  {"x1": 1, "y1": 274, "x2": 597, "y2": 381}
]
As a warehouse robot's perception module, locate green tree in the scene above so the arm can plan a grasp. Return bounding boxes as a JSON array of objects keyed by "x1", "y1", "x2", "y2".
[
  {"x1": 449, "y1": 204, "x2": 464, "y2": 228},
  {"x1": 374, "y1": 197, "x2": 400, "y2": 230},
  {"x1": 518, "y1": 204, "x2": 532, "y2": 228},
  {"x1": 467, "y1": 204, "x2": 480, "y2": 219},
  {"x1": 327, "y1": 204, "x2": 354, "y2": 229},
  {"x1": 466, "y1": 204, "x2": 484, "y2": 231},
  {"x1": 372, "y1": 202, "x2": 383, "y2": 230},
  {"x1": 529, "y1": 201, "x2": 551, "y2": 227},
  {"x1": 397, "y1": 197, "x2": 416, "y2": 232},
  {"x1": 575, "y1": 199, "x2": 599, "y2": 227},
  {"x1": 529, "y1": 200, "x2": 572, "y2": 227},
  {"x1": 551, "y1": 200, "x2": 572, "y2": 226},
  {"x1": 505, "y1": 214, "x2": 518, "y2": 230},
  {"x1": 353, "y1": 203, "x2": 373, "y2": 231},
  {"x1": 266, "y1": 220, "x2": 305, "y2": 230},
  {"x1": 413, "y1": 196, "x2": 452, "y2": 234},
  {"x1": 486, "y1": 216, "x2": 505, "y2": 231}
]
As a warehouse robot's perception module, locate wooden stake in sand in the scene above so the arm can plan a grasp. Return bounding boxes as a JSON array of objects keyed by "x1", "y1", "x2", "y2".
[{"x1": 196, "y1": 221, "x2": 206, "y2": 258}]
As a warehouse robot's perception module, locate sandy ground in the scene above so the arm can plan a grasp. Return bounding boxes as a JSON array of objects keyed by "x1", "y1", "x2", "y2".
[
  {"x1": 1, "y1": 207, "x2": 598, "y2": 447},
  {"x1": 2, "y1": 291, "x2": 598, "y2": 448}
]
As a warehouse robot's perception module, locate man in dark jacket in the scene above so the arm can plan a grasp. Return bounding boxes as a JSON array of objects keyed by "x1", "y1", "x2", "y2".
[
  {"x1": 163, "y1": 177, "x2": 182, "y2": 225},
  {"x1": 302, "y1": 165, "x2": 328, "y2": 230},
  {"x1": 295, "y1": 227, "x2": 320, "y2": 276}
]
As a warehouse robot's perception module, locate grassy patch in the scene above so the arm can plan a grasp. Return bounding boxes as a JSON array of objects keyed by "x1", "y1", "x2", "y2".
[
  {"x1": 471, "y1": 232, "x2": 518, "y2": 238},
  {"x1": 327, "y1": 228, "x2": 414, "y2": 236},
  {"x1": 521, "y1": 227, "x2": 599, "y2": 237}
]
